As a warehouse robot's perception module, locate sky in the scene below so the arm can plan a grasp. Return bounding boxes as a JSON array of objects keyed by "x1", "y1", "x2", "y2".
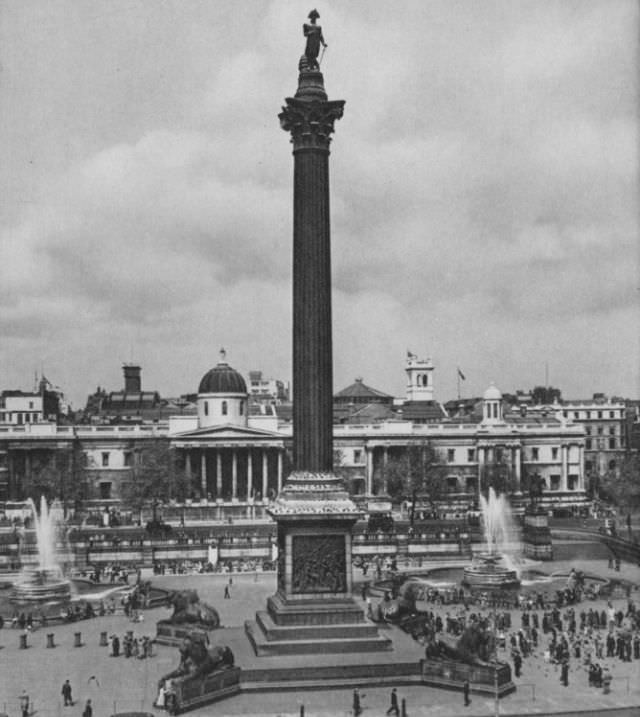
[{"x1": 0, "y1": 0, "x2": 638, "y2": 409}]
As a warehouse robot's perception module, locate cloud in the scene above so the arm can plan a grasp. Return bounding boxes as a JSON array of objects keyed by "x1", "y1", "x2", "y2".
[{"x1": 0, "y1": 0, "x2": 637, "y2": 405}]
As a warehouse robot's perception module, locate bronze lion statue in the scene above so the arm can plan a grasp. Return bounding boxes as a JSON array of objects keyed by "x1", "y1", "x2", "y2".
[
  {"x1": 164, "y1": 589, "x2": 220, "y2": 629},
  {"x1": 159, "y1": 633, "x2": 235, "y2": 686}
]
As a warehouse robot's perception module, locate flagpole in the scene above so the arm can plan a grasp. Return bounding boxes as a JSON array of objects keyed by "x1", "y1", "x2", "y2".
[{"x1": 457, "y1": 367, "x2": 461, "y2": 401}]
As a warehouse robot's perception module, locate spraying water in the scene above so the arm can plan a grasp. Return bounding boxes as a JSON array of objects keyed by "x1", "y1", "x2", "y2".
[
  {"x1": 27, "y1": 495, "x2": 63, "y2": 572},
  {"x1": 479, "y1": 487, "x2": 520, "y2": 557}
]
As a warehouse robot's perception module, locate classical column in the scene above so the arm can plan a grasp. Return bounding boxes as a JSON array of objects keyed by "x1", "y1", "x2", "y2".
[
  {"x1": 280, "y1": 73, "x2": 344, "y2": 474},
  {"x1": 200, "y1": 450, "x2": 207, "y2": 497},
  {"x1": 247, "y1": 449, "x2": 253, "y2": 501},
  {"x1": 262, "y1": 450, "x2": 268, "y2": 500},
  {"x1": 184, "y1": 450, "x2": 192, "y2": 481},
  {"x1": 277, "y1": 450, "x2": 283, "y2": 492},
  {"x1": 231, "y1": 449, "x2": 238, "y2": 501},
  {"x1": 365, "y1": 446, "x2": 373, "y2": 495},
  {"x1": 561, "y1": 444, "x2": 568, "y2": 491},
  {"x1": 514, "y1": 445, "x2": 521, "y2": 491},
  {"x1": 216, "y1": 450, "x2": 222, "y2": 501},
  {"x1": 383, "y1": 446, "x2": 389, "y2": 493},
  {"x1": 578, "y1": 444, "x2": 585, "y2": 491}
]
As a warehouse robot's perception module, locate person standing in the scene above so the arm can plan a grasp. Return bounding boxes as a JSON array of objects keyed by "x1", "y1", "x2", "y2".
[
  {"x1": 19, "y1": 690, "x2": 29, "y2": 717},
  {"x1": 463, "y1": 679, "x2": 471, "y2": 706},
  {"x1": 61, "y1": 680, "x2": 73, "y2": 706},
  {"x1": 352, "y1": 687, "x2": 363, "y2": 716},
  {"x1": 82, "y1": 700, "x2": 92, "y2": 717},
  {"x1": 386, "y1": 687, "x2": 400, "y2": 716},
  {"x1": 561, "y1": 659, "x2": 569, "y2": 687}
]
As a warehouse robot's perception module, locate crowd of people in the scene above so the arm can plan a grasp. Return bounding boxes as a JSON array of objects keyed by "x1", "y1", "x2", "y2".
[{"x1": 108, "y1": 630, "x2": 155, "y2": 659}]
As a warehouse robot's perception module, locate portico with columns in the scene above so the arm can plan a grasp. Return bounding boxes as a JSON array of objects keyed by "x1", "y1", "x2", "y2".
[{"x1": 174, "y1": 428, "x2": 286, "y2": 503}]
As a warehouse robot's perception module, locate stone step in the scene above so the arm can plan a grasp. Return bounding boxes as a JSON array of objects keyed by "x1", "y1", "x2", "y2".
[
  {"x1": 266, "y1": 594, "x2": 365, "y2": 626},
  {"x1": 255, "y1": 610, "x2": 380, "y2": 641},
  {"x1": 244, "y1": 620, "x2": 393, "y2": 657}
]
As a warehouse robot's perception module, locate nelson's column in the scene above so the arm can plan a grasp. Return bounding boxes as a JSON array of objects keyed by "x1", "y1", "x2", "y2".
[{"x1": 246, "y1": 10, "x2": 390, "y2": 656}]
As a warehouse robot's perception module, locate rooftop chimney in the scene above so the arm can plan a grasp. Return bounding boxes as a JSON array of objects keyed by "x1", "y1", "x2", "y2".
[{"x1": 123, "y1": 364, "x2": 141, "y2": 393}]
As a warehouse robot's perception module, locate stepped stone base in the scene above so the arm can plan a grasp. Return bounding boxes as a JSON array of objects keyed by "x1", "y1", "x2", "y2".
[{"x1": 245, "y1": 592, "x2": 392, "y2": 656}]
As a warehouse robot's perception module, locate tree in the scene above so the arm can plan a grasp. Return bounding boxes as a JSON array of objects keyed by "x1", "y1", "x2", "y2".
[
  {"x1": 531, "y1": 386, "x2": 562, "y2": 405},
  {"x1": 123, "y1": 440, "x2": 191, "y2": 522},
  {"x1": 598, "y1": 453, "x2": 640, "y2": 510},
  {"x1": 479, "y1": 448, "x2": 519, "y2": 498},
  {"x1": 19, "y1": 440, "x2": 87, "y2": 516},
  {"x1": 378, "y1": 443, "x2": 446, "y2": 518},
  {"x1": 520, "y1": 466, "x2": 545, "y2": 508}
]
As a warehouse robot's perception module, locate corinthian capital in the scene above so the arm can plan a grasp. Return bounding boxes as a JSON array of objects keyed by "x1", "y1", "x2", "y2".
[{"x1": 279, "y1": 97, "x2": 345, "y2": 151}]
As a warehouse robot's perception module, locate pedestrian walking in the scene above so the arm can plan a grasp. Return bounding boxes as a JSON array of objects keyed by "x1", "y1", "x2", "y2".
[
  {"x1": 61, "y1": 679, "x2": 73, "y2": 706},
  {"x1": 463, "y1": 679, "x2": 471, "y2": 706},
  {"x1": 386, "y1": 687, "x2": 400, "y2": 716},
  {"x1": 352, "y1": 687, "x2": 363, "y2": 716},
  {"x1": 224, "y1": 584, "x2": 230, "y2": 599},
  {"x1": 19, "y1": 690, "x2": 29, "y2": 717},
  {"x1": 82, "y1": 700, "x2": 92, "y2": 717}
]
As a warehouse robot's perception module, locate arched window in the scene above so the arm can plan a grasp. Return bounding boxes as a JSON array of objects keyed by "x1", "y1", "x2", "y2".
[
  {"x1": 239, "y1": 400, "x2": 244, "y2": 416},
  {"x1": 222, "y1": 401, "x2": 228, "y2": 416},
  {"x1": 204, "y1": 401, "x2": 209, "y2": 416}
]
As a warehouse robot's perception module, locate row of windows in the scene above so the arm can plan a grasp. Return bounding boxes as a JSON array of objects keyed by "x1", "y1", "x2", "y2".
[
  {"x1": 203, "y1": 400, "x2": 245, "y2": 417},
  {"x1": 563, "y1": 409, "x2": 620, "y2": 420},
  {"x1": 585, "y1": 426, "x2": 617, "y2": 436},
  {"x1": 585, "y1": 438, "x2": 618, "y2": 450},
  {"x1": 0, "y1": 412, "x2": 40, "y2": 424}
]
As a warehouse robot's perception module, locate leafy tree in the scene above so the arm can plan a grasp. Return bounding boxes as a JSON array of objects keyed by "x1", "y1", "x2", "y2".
[
  {"x1": 479, "y1": 448, "x2": 518, "y2": 497},
  {"x1": 598, "y1": 453, "x2": 640, "y2": 510},
  {"x1": 531, "y1": 386, "x2": 562, "y2": 405},
  {"x1": 520, "y1": 466, "x2": 545, "y2": 508},
  {"x1": 123, "y1": 440, "x2": 191, "y2": 521},
  {"x1": 19, "y1": 441, "x2": 87, "y2": 516},
  {"x1": 377, "y1": 443, "x2": 445, "y2": 518}
]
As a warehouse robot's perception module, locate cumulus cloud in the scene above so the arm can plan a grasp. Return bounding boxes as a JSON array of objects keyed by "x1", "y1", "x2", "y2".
[{"x1": 0, "y1": 0, "x2": 637, "y2": 405}]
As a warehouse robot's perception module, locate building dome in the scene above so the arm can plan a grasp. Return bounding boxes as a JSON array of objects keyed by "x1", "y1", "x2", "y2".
[
  {"x1": 483, "y1": 383, "x2": 502, "y2": 401},
  {"x1": 198, "y1": 360, "x2": 247, "y2": 395}
]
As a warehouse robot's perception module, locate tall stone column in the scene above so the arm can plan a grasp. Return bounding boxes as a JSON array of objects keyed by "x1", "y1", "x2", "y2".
[
  {"x1": 365, "y1": 446, "x2": 373, "y2": 495},
  {"x1": 280, "y1": 72, "x2": 344, "y2": 474},
  {"x1": 200, "y1": 451, "x2": 207, "y2": 497},
  {"x1": 216, "y1": 451, "x2": 222, "y2": 501},
  {"x1": 231, "y1": 449, "x2": 238, "y2": 501},
  {"x1": 561, "y1": 444, "x2": 568, "y2": 492},
  {"x1": 247, "y1": 449, "x2": 253, "y2": 501},
  {"x1": 262, "y1": 450, "x2": 268, "y2": 500}
]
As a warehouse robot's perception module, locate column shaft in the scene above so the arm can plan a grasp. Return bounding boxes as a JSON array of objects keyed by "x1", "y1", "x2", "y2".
[
  {"x1": 262, "y1": 450, "x2": 268, "y2": 500},
  {"x1": 247, "y1": 449, "x2": 253, "y2": 501},
  {"x1": 232, "y1": 449, "x2": 238, "y2": 501},
  {"x1": 216, "y1": 450, "x2": 222, "y2": 500},
  {"x1": 200, "y1": 451, "x2": 207, "y2": 497}
]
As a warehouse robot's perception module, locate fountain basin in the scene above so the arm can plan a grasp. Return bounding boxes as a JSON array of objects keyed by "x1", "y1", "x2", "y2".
[
  {"x1": 10, "y1": 568, "x2": 72, "y2": 606},
  {"x1": 462, "y1": 554, "x2": 520, "y2": 591}
]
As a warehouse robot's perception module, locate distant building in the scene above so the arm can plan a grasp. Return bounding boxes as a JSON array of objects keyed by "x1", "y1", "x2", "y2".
[
  {"x1": 248, "y1": 370, "x2": 290, "y2": 404},
  {"x1": 81, "y1": 364, "x2": 183, "y2": 424}
]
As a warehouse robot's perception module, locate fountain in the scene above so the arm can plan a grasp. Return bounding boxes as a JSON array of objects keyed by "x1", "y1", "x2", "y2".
[
  {"x1": 10, "y1": 496, "x2": 72, "y2": 606},
  {"x1": 463, "y1": 488, "x2": 521, "y2": 591}
]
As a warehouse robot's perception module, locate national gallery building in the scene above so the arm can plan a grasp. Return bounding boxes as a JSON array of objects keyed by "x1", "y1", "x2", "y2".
[{"x1": 0, "y1": 355, "x2": 589, "y2": 513}]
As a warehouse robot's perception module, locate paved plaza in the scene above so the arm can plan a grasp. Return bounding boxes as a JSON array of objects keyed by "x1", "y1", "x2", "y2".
[{"x1": 1, "y1": 558, "x2": 640, "y2": 717}]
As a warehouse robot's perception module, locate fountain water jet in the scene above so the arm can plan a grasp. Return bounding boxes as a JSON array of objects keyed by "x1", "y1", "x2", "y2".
[
  {"x1": 10, "y1": 496, "x2": 72, "y2": 606},
  {"x1": 463, "y1": 488, "x2": 521, "y2": 591}
]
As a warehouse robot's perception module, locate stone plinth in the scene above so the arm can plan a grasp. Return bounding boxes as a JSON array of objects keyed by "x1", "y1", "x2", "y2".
[
  {"x1": 164, "y1": 667, "x2": 241, "y2": 714},
  {"x1": 421, "y1": 659, "x2": 515, "y2": 697},
  {"x1": 245, "y1": 471, "x2": 391, "y2": 656},
  {"x1": 523, "y1": 507, "x2": 553, "y2": 560},
  {"x1": 155, "y1": 622, "x2": 213, "y2": 647}
]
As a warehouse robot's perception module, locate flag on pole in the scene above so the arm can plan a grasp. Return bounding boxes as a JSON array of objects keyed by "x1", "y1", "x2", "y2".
[{"x1": 457, "y1": 367, "x2": 466, "y2": 381}]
